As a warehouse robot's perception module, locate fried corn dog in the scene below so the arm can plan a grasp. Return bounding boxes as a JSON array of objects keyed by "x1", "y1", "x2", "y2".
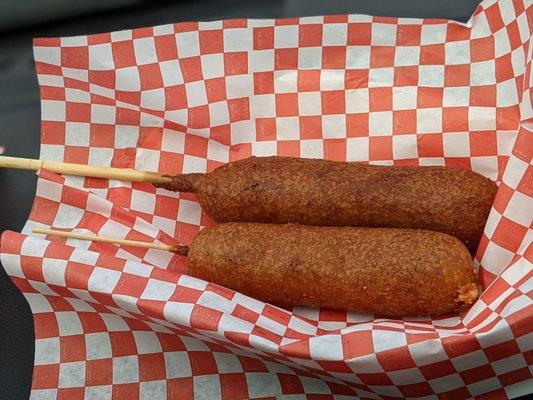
[
  {"x1": 186, "y1": 222, "x2": 479, "y2": 316},
  {"x1": 157, "y1": 156, "x2": 497, "y2": 254}
]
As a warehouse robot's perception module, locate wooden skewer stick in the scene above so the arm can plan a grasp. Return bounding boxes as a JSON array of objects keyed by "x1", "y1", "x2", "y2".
[
  {"x1": 0, "y1": 156, "x2": 172, "y2": 184},
  {"x1": 32, "y1": 228, "x2": 189, "y2": 256}
]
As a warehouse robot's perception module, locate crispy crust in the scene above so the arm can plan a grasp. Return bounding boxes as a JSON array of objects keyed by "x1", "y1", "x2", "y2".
[
  {"x1": 159, "y1": 157, "x2": 497, "y2": 254},
  {"x1": 187, "y1": 222, "x2": 479, "y2": 316}
]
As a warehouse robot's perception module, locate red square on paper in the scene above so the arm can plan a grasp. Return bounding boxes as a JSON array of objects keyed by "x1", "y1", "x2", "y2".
[
  {"x1": 32, "y1": 364, "x2": 59, "y2": 389},
  {"x1": 228, "y1": 98, "x2": 250, "y2": 122},
  {"x1": 254, "y1": 72, "x2": 274, "y2": 94},
  {"x1": 57, "y1": 388, "x2": 84, "y2": 400},
  {"x1": 138, "y1": 127, "x2": 163, "y2": 149},
  {"x1": 444, "y1": 64, "x2": 470, "y2": 87},
  {"x1": 66, "y1": 102, "x2": 91, "y2": 122},
  {"x1": 418, "y1": 133, "x2": 444, "y2": 157},
  {"x1": 491, "y1": 217, "x2": 528, "y2": 252},
  {"x1": 224, "y1": 52, "x2": 248, "y2": 75},
  {"x1": 139, "y1": 63, "x2": 164, "y2": 90},
  {"x1": 278, "y1": 373, "x2": 304, "y2": 394},
  {"x1": 30, "y1": 197, "x2": 59, "y2": 225},
  {"x1": 369, "y1": 136, "x2": 393, "y2": 160},
  {"x1": 155, "y1": 35, "x2": 178, "y2": 61},
  {"x1": 220, "y1": 373, "x2": 249, "y2": 399},
  {"x1": 394, "y1": 66, "x2": 419, "y2": 86},
  {"x1": 109, "y1": 331, "x2": 138, "y2": 357},
  {"x1": 59, "y1": 334, "x2": 86, "y2": 362},
  {"x1": 61, "y1": 46, "x2": 88, "y2": 69},
  {"x1": 342, "y1": 331, "x2": 373, "y2": 359},
  {"x1": 471, "y1": 36, "x2": 495, "y2": 62},
  {"x1": 188, "y1": 105, "x2": 210, "y2": 129},
  {"x1": 399, "y1": 382, "x2": 434, "y2": 397},
  {"x1": 323, "y1": 46, "x2": 346, "y2": 69},
  {"x1": 78, "y1": 312, "x2": 107, "y2": 333},
  {"x1": 276, "y1": 93, "x2": 299, "y2": 116},
  {"x1": 185, "y1": 133, "x2": 209, "y2": 158},
  {"x1": 253, "y1": 27, "x2": 274, "y2": 50},
  {"x1": 417, "y1": 87, "x2": 443, "y2": 108},
  {"x1": 470, "y1": 131, "x2": 497, "y2": 156},
  {"x1": 255, "y1": 118, "x2": 277, "y2": 141},
  {"x1": 347, "y1": 23, "x2": 372, "y2": 45},
  {"x1": 299, "y1": 24, "x2": 323, "y2": 47},
  {"x1": 446, "y1": 25, "x2": 471, "y2": 42},
  {"x1": 369, "y1": 87, "x2": 392, "y2": 112},
  {"x1": 33, "y1": 313, "x2": 59, "y2": 339},
  {"x1": 277, "y1": 140, "x2": 300, "y2": 157},
  {"x1": 112, "y1": 40, "x2": 136, "y2": 68},
  {"x1": 300, "y1": 116, "x2": 323, "y2": 139},
  {"x1": 167, "y1": 377, "x2": 194, "y2": 400},
  {"x1": 470, "y1": 85, "x2": 496, "y2": 107},
  {"x1": 485, "y1": 3, "x2": 505, "y2": 33},
  {"x1": 420, "y1": 44, "x2": 445, "y2": 65},
  {"x1": 377, "y1": 347, "x2": 416, "y2": 371},
  {"x1": 370, "y1": 46, "x2": 395, "y2": 68},
  {"x1": 41, "y1": 121, "x2": 66, "y2": 144},
  {"x1": 396, "y1": 25, "x2": 422, "y2": 46},
  {"x1": 189, "y1": 351, "x2": 218, "y2": 375},
  {"x1": 322, "y1": 90, "x2": 346, "y2": 114},
  {"x1": 297, "y1": 70, "x2": 321, "y2": 92},
  {"x1": 275, "y1": 48, "x2": 298, "y2": 70},
  {"x1": 345, "y1": 69, "x2": 369, "y2": 88},
  {"x1": 324, "y1": 139, "x2": 346, "y2": 161},
  {"x1": 442, "y1": 107, "x2": 468, "y2": 132},
  {"x1": 420, "y1": 359, "x2": 456, "y2": 379},
  {"x1": 165, "y1": 85, "x2": 187, "y2": 110},
  {"x1": 180, "y1": 57, "x2": 203, "y2": 82},
  {"x1": 90, "y1": 124, "x2": 115, "y2": 147},
  {"x1": 139, "y1": 353, "x2": 166, "y2": 381},
  {"x1": 347, "y1": 113, "x2": 369, "y2": 137},
  {"x1": 393, "y1": 110, "x2": 416, "y2": 134},
  {"x1": 113, "y1": 383, "x2": 139, "y2": 399},
  {"x1": 190, "y1": 305, "x2": 222, "y2": 331},
  {"x1": 199, "y1": 30, "x2": 223, "y2": 54},
  {"x1": 85, "y1": 359, "x2": 113, "y2": 386}
]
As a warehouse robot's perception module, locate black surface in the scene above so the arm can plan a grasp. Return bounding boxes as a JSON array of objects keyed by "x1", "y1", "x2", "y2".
[{"x1": 0, "y1": 1, "x2": 487, "y2": 399}]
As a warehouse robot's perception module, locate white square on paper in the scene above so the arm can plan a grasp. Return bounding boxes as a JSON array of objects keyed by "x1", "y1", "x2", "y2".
[
  {"x1": 85, "y1": 332, "x2": 112, "y2": 360},
  {"x1": 346, "y1": 88, "x2": 369, "y2": 113},
  {"x1": 300, "y1": 140, "x2": 324, "y2": 158},
  {"x1": 89, "y1": 44, "x2": 114, "y2": 70},
  {"x1": 136, "y1": 148, "x2": 160, "y2": 171},
  {"x1": 274, "y1": 70, "x2": 297, "y2": 93},
  {"x1": 65, "y1": 122, "x2": 90, "y2": 146},
  {"x1": 250, "y1": 94, "x2": 276, "y2": 118},
  {"x1": 225, "y1": 74, "x2": 253, "y2": 99},
  {"x1": 59, "y1": 362, "x2": 86, "y2": 388},
  {"x1": 161, "y1": 130, "x2": 185, "y2": 152},
  {"x1": 41, "y1": 100, "x2": 66, "y2": 122},
  {"x1": 469, "y1": 107, "x2": 496, "y2": 131},
  {"x1": 394, "y1": 46, "x2": 420, "y2": 66},
  {"x1": 208, "y1": 101, "x2": 230, "y2": 126},
  {"x1": 309, "y1": 335, "x2": 343, "y2": 359},
  {"x1": 372, "y1": 23, "x2": 397, "y2": 46},
  {"x1": 185, "y1": 81, "x2": 208, "y2": 107},
  {"x1": 56, "y1": 311, "x2": 83, "y2": 336},
  {"x1": 140, "y1": 381, "x2": 166, "y2": 399},
  {"x1": 276, "y1": 117, "x2": 300, "y2": 140},
  {"x1": 417, "y1": 108, "x2": 442, "y2": 133},
  {"x1": 54, "y1": 203, "x2": 84, "y2": 227},
  {"x1": 224, "y1": 28, "x2": 252, "y2": 52},
  {"x1": 249, "y1": 50, "x2": 275, "y2": 72},
  {"x1": 113, "y1": 356, "x2": 139, "y2": 384},
  {"x1": 101, "y1": 313, "x2": 129, "y2": 331},
  {"x1": 87, "y1": 267, "x2": 121, "y2": 293},
  {"x1": 141, "y1": 279, "x2": 176, "y2": 301},
  {"x1": 116, "y1": 67, "x2": 141, "y2": 91},
  {"x1": 320, "y1": 69, "x2": 345, "y2": 90},
  {"x1": 418, "y1": 65, "x2": 445, "y2": 87},
  {"x1": 214, "y1": 353, "x2": 244, "y2": 373},
  {"x1": 369, "y1": 111, "x2": 393, "y2": 136},
  {"x1": 42, "y1": 259, "x2": 67, "y2": 287},
  {"x1": 346, "y1": 46, "x2": 371, "y2": 69},
  {"x1": 323, "y1": 23, "x2": 347, "y2": 46},
  {"x1": 297, "y1": 47, "x2": 322, "y2": 69},
  {"x1": 91, "y1": 104, "x2": 116, "y2": 124},
  {"x1": 131, "y1": 189, "x2": 156, "y2": 214},
  {"x1": 347, "y1": 137, "x2": 369, "y2": 161},
  {"x1": 298, "y1": 92, "x2": 321, "y2": 116},
  {"x1": 274, "y1": 25, "x2": 298, "y2": 48},
  {"x1": 34, "y1": 46, "x2": 60, "y2": 66},
  {"x1": 322, "y1": 115, "x2": 347, "y2": 138},
  {"x1": 421, "y1": 24, "x2": 447, "y2": 45},
  {"x1": 200, "y1": 53, "x2": 224, "y2": 79},
  {"x1": 496, "y1": 79, "x2": 519, "y2": 107},
  {"x1": 372, "y1": 329, "x2": 407, "y2": 353},
  {"x1": 392, "y1": 87, "x2": 417, "y2": 110},
  {"x1": 393, "y1": 134, "x2": 418, "y2": 159},
  {"x1": 387, "y1": 368, "x2": 425, "y2": 385},
  {"x1": 445, "y1": 40, "x2": 470, "y2": 65},
  {"x1": 134, "y1": 37, "x2": 158, "y2": 65},
  {"x1": 160, "y1": 60, "x2": 183, "y2": 86},
  {"x1": 35, "y1": 338, "x2": 60, "y2": 365},
  {"x1": 369, "y1": 67, "x2": 394, "y2": 87},
  {"x1": 470, "y1": 60, "x2": 496, "y2": 86},
  {"x1": 443, "y1": 86, "x2": 470, "y2": 107},
  {"x1": 140, "y1": 88, "x2": 165, "y2": 110},
  {"x1": 133, "y1": 331, "x2": 163, "y2": 354},
  {"x1": 165, "y1": 351, "x2": 192, "y2": 378},
  {"x1": 176, "y1": 31, "x2": 200, "y2": 58},
  {"x1": 177, "y1": 198, "x2": 202, "y2": 225}
]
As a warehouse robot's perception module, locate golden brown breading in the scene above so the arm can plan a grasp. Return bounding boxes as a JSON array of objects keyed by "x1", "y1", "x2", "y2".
[
  {"x1": 186, "y1": 222, "x2": 479, "y2": 316},
  {"x1": 157, "y1": 156, "x2": 497, "y2": 254}
]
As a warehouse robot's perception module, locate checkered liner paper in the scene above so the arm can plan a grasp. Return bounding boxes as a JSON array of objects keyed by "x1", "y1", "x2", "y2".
[{"x1": 1, "y1": 0, "x2": 532, "y2": 398}]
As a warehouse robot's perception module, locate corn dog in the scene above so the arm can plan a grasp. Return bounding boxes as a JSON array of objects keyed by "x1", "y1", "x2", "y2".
[{"x1": 157, "y1": 156, "x2": 497, "y2": 254}]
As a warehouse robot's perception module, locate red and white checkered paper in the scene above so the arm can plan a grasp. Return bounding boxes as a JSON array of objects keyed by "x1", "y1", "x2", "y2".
[{"x1": 1, "y1": 0, "x2": 532, "y2": 398}]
